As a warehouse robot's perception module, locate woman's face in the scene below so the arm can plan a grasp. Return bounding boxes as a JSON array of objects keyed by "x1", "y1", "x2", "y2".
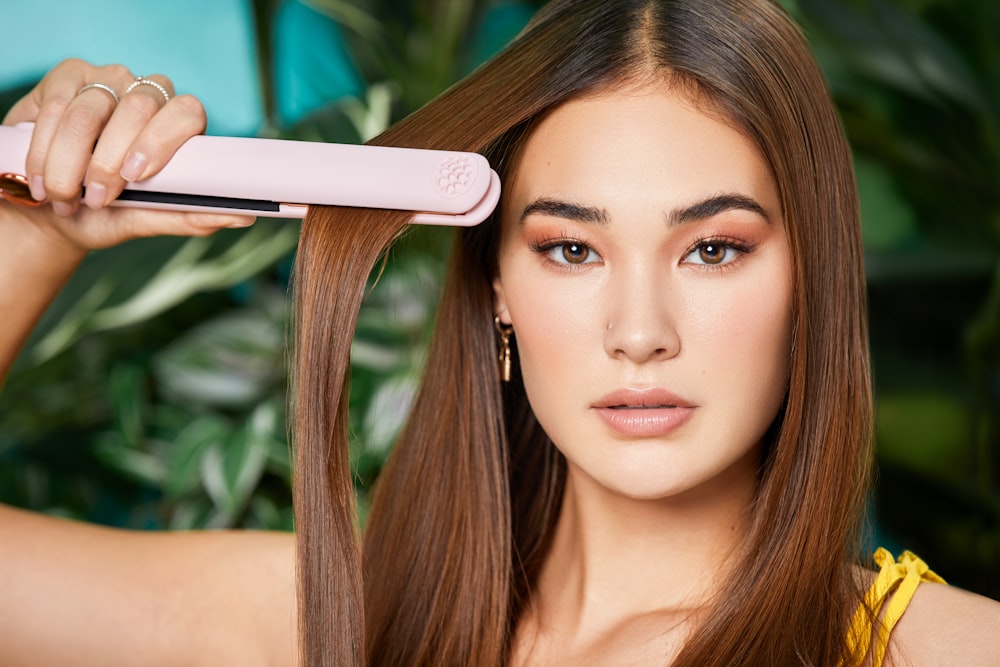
[{"x1": 493, "y1": 81, "x2": 793, "y2": 501}]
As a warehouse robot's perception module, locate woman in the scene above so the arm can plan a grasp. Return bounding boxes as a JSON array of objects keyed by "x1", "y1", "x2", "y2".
[{"x1": 2, "y1": 0, "x2": 998, "y2": 665}]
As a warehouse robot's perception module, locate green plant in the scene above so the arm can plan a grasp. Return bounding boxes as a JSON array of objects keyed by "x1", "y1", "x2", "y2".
[
  {"x1": 786, "y1": 0, "x2": 1000, "y2": 595},
  {"x1": 5, "y1": 0, "x2": 993, "y2": 599},
  {"x1": 0, "y1": 0, "x2": 528, "y2": 531}
]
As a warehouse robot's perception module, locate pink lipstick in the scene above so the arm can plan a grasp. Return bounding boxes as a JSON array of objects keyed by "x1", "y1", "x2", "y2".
[{"x1": 592, "y1": 388, "x2": 695, "y2": 438}]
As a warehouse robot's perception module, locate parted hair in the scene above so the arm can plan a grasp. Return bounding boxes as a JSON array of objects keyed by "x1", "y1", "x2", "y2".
[{"x1": 291, "y1": 0, "x2": 872, "y2": 664}]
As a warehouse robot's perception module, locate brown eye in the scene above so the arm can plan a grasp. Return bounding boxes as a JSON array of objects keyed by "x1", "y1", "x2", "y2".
[
  {"x1": 562, "y1": 243, "x2": 590, "y2": 264},
  {"x1": 697, "y1": 243, "x2": 725, "y2": 265},
  {"x1": 536, "y1": 239, "x2": 600, "y2": 266},
  {"x1": 684, "y1": 239, "x2": 751, "y2": 267}
]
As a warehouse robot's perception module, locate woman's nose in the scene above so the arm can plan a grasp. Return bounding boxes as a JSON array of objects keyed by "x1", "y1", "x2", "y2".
[{"x1": 602, "y1": 269, "x2": 681, "y2": 364}]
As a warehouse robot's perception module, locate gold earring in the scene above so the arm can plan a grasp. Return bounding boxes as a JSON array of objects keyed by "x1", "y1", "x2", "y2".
[{"x1": 494, "y1": 316, "x2": 514, "y2": 382}]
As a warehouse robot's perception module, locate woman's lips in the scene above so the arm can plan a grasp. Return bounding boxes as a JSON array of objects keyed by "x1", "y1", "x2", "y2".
[{"x1": 592, "y1": 388, "x2": 695, "y2": 438}]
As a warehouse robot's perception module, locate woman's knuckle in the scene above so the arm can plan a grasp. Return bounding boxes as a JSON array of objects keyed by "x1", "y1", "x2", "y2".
[
  {"x1": 104, "y1": 64, "x2": 131, "y2": 81},
  {"x1": 44, "y1": 174, "x2": 80, "y2": 200},
  {"x1": 192, "y1": 226, "x2": 216, "y2": 238},
  {"x1": 63, "y1": 104, "x2": 104, "y2": 137},
  {"x1": 56, "y1": 57, "x2": 86, "y2": 73},
  {"x1": 37, "y1": 96, "x2": 71, "y2": 122},
  {"x1": 172, "y1": 94, "x2": 206, "y2": 122},
  {"x1": 121, "y1": 91, "x2": 161, "y2": 117},
  {"x1": 87, "y1": 154, "x2": 118, "y2": 181}
]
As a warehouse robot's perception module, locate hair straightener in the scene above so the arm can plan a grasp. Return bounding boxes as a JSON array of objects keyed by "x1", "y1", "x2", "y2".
[{"x1": 0, "y1": 122, "x2": 500, "y2": 226}]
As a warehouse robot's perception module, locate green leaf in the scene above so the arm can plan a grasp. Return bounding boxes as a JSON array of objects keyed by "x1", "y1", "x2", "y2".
[
  {"x1": 876, "y1": 391, "x2": 975, "y2": 485},
  {"x1": 800, "y1": 0, "x2": 989, "y2": 112},
  {"x1": 27, "y1": 222, "x2": 299, "y2": 365},
  {"x1": 247, "y1": 494, "x2": 295, "y2": 531},
  {"x1": 855, "y1": 155, "x2": 919, "y2": 251},
  {"x1": 153, "y1": 303, "x2": 286, "y2": 409},
  {"x1": 199, "y1": 402, "x2": 277, "y2": 526},
  {"x1": 362, "y1": 371, "x2": 419, "y2": 454},
  {"x1": 164, "y1": 415, "x2": 233, "y2": 500},
  {"x1": 168, "y1": 497, "x2": 215, "y2": 531},
  {"x1": 93, "y1": 431, "x2": 167, "y2": 486},
  {"x1": 104, "y1": 362, "x2": 149, "y2": 445}
]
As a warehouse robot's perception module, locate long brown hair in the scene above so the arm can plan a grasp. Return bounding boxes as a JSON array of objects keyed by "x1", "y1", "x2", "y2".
[{"x1": 292, "y1": 1, "x2": 872, "y2": 665}]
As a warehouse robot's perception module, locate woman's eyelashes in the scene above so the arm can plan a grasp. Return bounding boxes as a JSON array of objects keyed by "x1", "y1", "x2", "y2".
[
  {"x1": 528, "y1": 234, "x2": 756, "y2": 270},
  {"x1": 681, "y1": 237, "x2": 755, "y2": 269},
  {"x1": 531, "y1": 238, "x2": 602, "y2": 266}
]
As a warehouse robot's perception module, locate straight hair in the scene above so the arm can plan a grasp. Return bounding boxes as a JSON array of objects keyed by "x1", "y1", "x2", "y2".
[{"x1": 291, "y1": 0, "x2": 873, "y2": 664}]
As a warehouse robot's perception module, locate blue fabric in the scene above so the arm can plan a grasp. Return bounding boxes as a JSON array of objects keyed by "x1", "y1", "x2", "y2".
[
  {"x1": 0, "y1": 0, "x2": 262, "y2": 135},
  {"x1": 464, "y1": 1, "x2": 537, "y2": 73},
  {"x1": 0, "y1": 0, "x2": 534, "y2": 135},
  {"x1": 272, "y1": 0, "x2": 365, "y2": 127}
]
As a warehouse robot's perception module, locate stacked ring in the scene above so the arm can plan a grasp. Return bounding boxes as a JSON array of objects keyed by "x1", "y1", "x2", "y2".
[
  {"x1": 125, "y1": 76, "x2": 171, "y2": 104},
  {"x1": 77, "y1": 82, "x2": 120, "y2": 105}
]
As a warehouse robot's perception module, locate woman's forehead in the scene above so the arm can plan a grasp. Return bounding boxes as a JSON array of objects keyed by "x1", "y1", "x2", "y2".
[{"x1": 504, "y1": 82, "x2": 781, "y2": 224}]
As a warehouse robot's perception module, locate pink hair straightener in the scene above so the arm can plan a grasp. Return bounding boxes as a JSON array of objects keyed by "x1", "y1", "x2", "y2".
[{"x1": 0, "y1": 122, "x2": 500, "y2": 226}]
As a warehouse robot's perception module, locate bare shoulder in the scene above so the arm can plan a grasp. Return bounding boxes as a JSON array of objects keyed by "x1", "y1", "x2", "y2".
[{"x1": 888, "y1": 581, "x2": 1000, "y2": 667}]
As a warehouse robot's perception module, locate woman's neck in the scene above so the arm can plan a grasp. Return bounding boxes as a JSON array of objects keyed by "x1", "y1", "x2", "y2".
[{"x1": 527, "y1": 448, "x2": 759, "y2": 647}]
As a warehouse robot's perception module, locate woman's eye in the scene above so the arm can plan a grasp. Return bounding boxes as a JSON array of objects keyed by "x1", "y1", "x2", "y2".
[
  {"x1": 684, "y1": 241, "x2": 744, "y2": 267},
  {"x1": 543, "y1": 241, "x2": 601, "y2": 265}
]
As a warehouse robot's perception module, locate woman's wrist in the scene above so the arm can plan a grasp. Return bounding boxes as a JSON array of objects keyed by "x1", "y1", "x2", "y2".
[
  {"x1": 4, "y1": 209, "x2": 89, "y2": 273},
  {"x1": 0, "y1": 209, "x2": 87, "y2": 384}
]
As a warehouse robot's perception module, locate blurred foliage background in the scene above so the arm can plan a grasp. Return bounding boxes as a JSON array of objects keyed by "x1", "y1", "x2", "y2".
[{"x1": 0, "y1": 0, "x2": 996, "y2": 597}]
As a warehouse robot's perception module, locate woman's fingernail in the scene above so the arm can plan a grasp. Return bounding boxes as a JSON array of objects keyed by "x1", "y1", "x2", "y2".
[
  {"x1": 30, "y1": 175, "x2": 46, "y2": 202},
  {"x1": 121, "y1": 152, "x2": 147, "y2": 181},
  {"x1": 51, "y1": 201, "x2": 74, "y2": 217},
  {"x1": 84, "y1": 182, "x2": 107, "y2": 209},
  {"x1": 227, "y1": 217, "x2": 256, "y2": 228}
]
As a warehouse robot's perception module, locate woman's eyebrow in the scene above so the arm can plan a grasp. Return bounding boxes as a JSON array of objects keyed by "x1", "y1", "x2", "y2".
[
  {"x1": 667, "y1": 193, "x2": 771, "y2": 227},
  {"x1": 519, "y1": 193, "x2": 770, "y2": 228},
  {"x1": 520, "y1": 198, "x2": 610, "y2": 227}
]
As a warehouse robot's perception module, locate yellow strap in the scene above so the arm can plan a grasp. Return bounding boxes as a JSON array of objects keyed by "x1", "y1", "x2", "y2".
[{"x1": 843, "y1": 548, "x2": 945, "y2": 666}]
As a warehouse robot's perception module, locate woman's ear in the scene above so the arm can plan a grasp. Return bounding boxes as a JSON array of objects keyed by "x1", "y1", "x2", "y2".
[{"x1": 492, "y1": 276, "x2": 512, "y2": 325}]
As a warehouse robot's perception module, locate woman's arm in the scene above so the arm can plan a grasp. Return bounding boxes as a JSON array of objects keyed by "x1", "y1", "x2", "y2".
[
  {"x1": 0, "y1": 60, "x2": 295, "y2": 666},
  {"x1": 0, "y1": 504, "x2": 295, "y2": 667},
  {"x1": 0, "y1": 207, "x2": 84, "y2": 384}
]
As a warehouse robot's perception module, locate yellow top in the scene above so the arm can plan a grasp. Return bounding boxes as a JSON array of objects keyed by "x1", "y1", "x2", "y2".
[{"x1": 843, "y1": 548, "x2": 946, "y2": 666}]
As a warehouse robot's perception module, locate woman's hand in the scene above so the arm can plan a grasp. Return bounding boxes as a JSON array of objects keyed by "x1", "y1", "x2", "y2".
[
  {"x1": 2, "y1": 58, "x2": 253, "y2": 255},
  {"x1": 0, "y1": 59, "x2": 254, "y2": 384}
]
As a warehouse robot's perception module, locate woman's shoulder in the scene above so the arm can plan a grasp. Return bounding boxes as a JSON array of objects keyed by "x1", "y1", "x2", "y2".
[{"x1": 887, "y1": 579, "x2": 1000, "y2": 666}]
